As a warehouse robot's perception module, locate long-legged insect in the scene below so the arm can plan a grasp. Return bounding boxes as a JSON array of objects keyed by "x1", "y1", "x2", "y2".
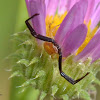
[{"x1": 25, "y1": 14, "x2": 89, "y2": 85}]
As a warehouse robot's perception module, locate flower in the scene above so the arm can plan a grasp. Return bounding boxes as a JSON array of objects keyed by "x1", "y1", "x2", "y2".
[
  {"x1": 25, "y1": 0, "x2": 100, "y2": 62},
  {"x1": 25, "y1": 0, "x2": 88, "y2": 58}
]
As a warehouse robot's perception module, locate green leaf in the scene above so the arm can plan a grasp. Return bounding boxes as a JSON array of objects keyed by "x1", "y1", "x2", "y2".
[
  {"x1": 9, "y1": 71, "x2": 23, "y2": 79},
  {"x1": 61, "y1": 94, "x2": 69, "y2": 100},
  {"x1": 36, "y1": 70, "x2": 46, "y2": 78},
  {"x1": 28, "y1": 57, "x2": 39, "y2": 66},
  {"x1": 17, "y1": 59, "x2": 29, "y2": 67},
  {"x1": 40, "y1": 91, "x2": 47, "y2": 100},
  {"x1": 19, "y1": 39, "x2": 33, "y2": 46},
  {"x1": 80, "y1": 90, "x2": 91, "y2": 100},
  {"x1": 94, "y1": 78, "x2": 100, "y2": 85},
  {"x1": 19, "y1": 79, "x2": 36, "y2": 88},
  {"x1": 52, "y1": 85, "x2": 58, "y2": 96}
]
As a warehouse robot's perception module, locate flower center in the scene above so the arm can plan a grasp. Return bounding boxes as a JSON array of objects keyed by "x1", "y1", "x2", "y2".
[
  {"x1": 44, "y1": 12, "x2": 67, "y2": 55},
  {"x1": 76, "y1": 20, "x2": 98, "y2": 55}
]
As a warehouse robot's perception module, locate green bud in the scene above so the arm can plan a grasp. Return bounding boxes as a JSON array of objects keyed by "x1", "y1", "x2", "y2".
[{"x1": 11, "y1": 30, "x2": 100, "y2": 100}]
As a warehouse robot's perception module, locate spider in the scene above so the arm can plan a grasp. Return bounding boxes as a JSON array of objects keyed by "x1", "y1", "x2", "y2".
[{"x1": 25, "y1": 14, "x2": 89, "y2": 85}]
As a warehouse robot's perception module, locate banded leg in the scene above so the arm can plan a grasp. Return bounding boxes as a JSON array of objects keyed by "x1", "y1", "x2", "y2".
[
  {"x1": 25, "y1": 14, "x2": 89, "y2": 85},
  {"x1": 53, "y1": 42, "x2": 89, "y2": 85}
]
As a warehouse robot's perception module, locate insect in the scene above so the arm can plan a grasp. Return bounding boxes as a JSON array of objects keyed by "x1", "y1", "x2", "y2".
[{"x1": 25, "y1": 14, "x2": 89, "y2": 85}]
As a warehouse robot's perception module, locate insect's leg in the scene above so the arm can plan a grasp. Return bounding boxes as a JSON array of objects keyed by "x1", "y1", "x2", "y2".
[
  {"x1": 25, "y1": 14, "x2": 39, "y2": 37},
  {"x1": 25, "y1": 14, "x2": 56, "y2": 42},
  {"x1": 25, "y1": 14, "x2": 89, "y2": 84},
  {"x1": 54, "y1": 42, "x2": 89, "y2": 85}
]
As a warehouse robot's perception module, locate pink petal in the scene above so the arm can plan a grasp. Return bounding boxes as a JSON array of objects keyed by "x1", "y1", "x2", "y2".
[
  {"x1": 84, "y1": 0, "x2": 95, "y2": 23},
  {"x1": 65, "y1": 0, "x2": 71, "y2": 11},
  {"x1": 46, "y1": 0, "x2": 58, "y2": 16},
  {"x1": 69, "y1": 0, "x2": 79, "y2": 10},
  {"x1": 45, "y1": 0, "x2": 49, "y2": 13},
  {"x1": 61, "y1": 24, "x2": 87, "y2": 57},
  {"x1": 91, "y1": 4, "x2": 100, "y2": 30},
  {"x1": 58, "y1": 0, "x2": 67, "y2": 15},
  {"x1": 25, "y1": 0, "x2": 46, "y2": 36},
  {"x1": 94, "y1": 0, "x2": 100, "y2": 11},
  {"x1": 59, "y1": 0, "x2": 78, "y2": 12},
  {"x1": 75, "y1": 28, "x2": 100, "y2": 61},
  {"x1": 55, "y1": 0, "x2": 88, "y2": 46}
]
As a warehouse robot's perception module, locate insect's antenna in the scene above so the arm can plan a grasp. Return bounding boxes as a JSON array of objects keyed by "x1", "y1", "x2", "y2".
[{"x1": 25, "y1": 14, "x2": 89, "y2": 85}]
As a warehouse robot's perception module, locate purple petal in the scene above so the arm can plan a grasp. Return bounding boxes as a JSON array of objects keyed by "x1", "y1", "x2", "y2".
[
  {"x1": 25, "y1": 0, "x2": 46, "y2": 36},
  {"x1": 75, "y1": 28, "x2": 100, "y2": 60},
  {"x1": 55, "y1": 0, "x2": 88, "y2": 46},
  {"x1": 46, "y1": 0, "x2": 58, "y2": 16},
  {"x1": 91, "y1": 4, "x2": 100, "y2": 30},
  {"x1": 61, "y1": 24, "x2": 87, "y2": 57},
  {"x1": 84, "y1": 0, "x2": 95, "y2": 23},
  {"x1": 91, "y1": 44, "x2": 100, "y2": 62}
]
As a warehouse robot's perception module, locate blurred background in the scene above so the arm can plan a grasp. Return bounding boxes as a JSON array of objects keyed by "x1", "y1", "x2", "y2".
[
  {"x1": 0, "y1": 0, "x2": 28, "y2": 100},
  {"x1": 0, "y1": 0, "x2": 100, "y2": 100}
]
